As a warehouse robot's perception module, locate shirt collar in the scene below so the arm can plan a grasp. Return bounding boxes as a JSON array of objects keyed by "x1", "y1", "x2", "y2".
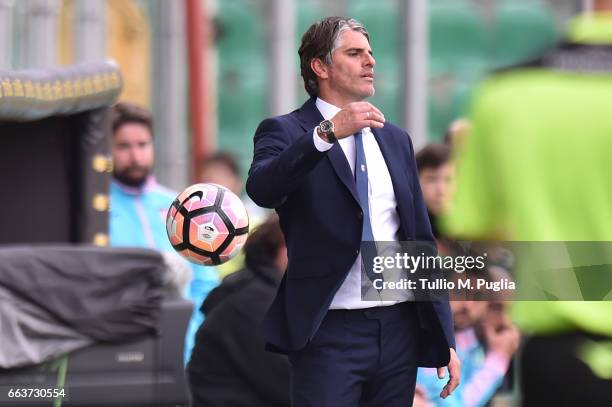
[{"x1": 316, "y1": 97, "x2": 341, "y2": 120}]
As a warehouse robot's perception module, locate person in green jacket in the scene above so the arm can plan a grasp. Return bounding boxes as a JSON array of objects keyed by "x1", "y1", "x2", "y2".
[{"x1": 443, "y1": 4, "x2": 612, "y2": 405}]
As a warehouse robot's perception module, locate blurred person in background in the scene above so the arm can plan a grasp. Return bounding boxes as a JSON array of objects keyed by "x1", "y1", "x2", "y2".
[
  {"x1": 187, "y1": 214, "x2": 290, "y2": 407},
  {"x1": 199, "y1": 151, "x2": 243, "y2": 196},
  {"x1": 412, "y1": 386, "x2": 436, "y2": 407},
  {"x1": 442, "y1": 5, "x2": 612, "y2": 404},
  {"x1": 247, "y1": 16, "x2": 458, "y2": 406},
  {"x1": 416, "y1": 143, "x2": 456, "y2": 241},
  {"x1": 109, "y1": 102, "x2": 219, "y2": 363},
  {"x1": 417, "y1": 283, "x2": 520, "y2": 407},
  {"x1": 443, "y1": 118, "x2": 472, "y2": 152},
  {"x1": 416, "y1": 141, "x2": 519, "y2": 406}
]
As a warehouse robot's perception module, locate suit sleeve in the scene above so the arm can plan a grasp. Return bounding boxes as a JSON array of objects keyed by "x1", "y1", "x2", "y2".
[{"x1": 246, "y1": 117, "x2": 328, "y2": 208}]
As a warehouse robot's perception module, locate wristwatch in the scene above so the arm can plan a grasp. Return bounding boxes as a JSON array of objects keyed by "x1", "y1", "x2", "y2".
[{"x1": 317, "y1": 119, "x2": 337, "y2": 143}]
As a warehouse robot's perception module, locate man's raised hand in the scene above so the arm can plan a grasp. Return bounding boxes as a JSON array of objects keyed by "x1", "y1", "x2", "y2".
[{"x1": 330, "y1": 102, "x2": 385, "y2": 139}]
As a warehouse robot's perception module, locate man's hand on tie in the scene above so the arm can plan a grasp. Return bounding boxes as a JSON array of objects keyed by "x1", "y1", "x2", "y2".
[{"x1": 330, "y1": 102, "x2": 385, "y2": 139}]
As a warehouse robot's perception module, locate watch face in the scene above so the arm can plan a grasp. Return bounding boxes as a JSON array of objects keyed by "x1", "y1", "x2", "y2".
[{"x1": 320, "y1": 120, "x2": 333, "y2": 133}]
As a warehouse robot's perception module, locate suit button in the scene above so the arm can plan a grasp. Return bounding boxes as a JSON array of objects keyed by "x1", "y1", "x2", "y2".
[
  {"x1": 357, "y1": 211, "x2": 363, "y2": 220},
  {"x1": 356, "y1": 249, "x2": 359, "y2": 255}
]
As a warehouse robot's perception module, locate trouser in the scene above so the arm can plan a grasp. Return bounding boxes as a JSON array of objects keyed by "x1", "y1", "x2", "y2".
[{"x1": 289, "y1": 301, "x2": 420, "y2": 407}]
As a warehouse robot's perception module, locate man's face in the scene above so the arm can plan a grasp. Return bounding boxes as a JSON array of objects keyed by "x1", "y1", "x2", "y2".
[
  {"x1": 450, "y1": 300, "x2": 488, "y2": 332},
  {"x1": 419, "y1": 163, "x2": 456, "y2": 216},
  {"x1": 112, "y1": 123, "x2": 154, "y2": 187},
  {"x1": 323, "y1": 29, "x2": 375, "y2": 105}
]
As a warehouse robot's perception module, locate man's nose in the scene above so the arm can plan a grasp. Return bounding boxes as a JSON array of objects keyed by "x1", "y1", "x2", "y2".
[
  {"x1": 365, "y1": 53, "x2": 375, "y2": 67},
  {"x1": 128, "y1": 147, "x2": 143, "y2": 163}
]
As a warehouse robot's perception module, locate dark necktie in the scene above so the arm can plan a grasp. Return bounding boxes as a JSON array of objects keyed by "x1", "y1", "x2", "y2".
[{"x1": 354, "y1": 130, "x2": 379, "y2": 283}]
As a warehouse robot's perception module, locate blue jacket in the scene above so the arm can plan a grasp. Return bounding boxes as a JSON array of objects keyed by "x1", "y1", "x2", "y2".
[{"x1": 246, "y1": 97, "x2": 454, "y2": 367}]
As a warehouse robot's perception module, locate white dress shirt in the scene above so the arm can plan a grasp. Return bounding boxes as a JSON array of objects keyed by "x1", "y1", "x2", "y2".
[{"x1": 313, "y1": 97, "x2": 404, "y2": 309}]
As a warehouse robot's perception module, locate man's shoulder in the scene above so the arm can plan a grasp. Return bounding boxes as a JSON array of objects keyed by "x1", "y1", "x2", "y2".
[
  {"x1": 135, "y1": 180, "x2": 178, "y2": 211},
  {"x1": 200, "y1": 269, "x2": 253, "y2": 315},
  {"x1": 382, "y1": 121, "x2": 409, "y2": 136},
  {"x1": 258, "y1": 109, "x2": 302, "y2": 131},
  {"x1": 149, "y1": 182, "x2": 178, "y2": 200},
  {"x1": 256, "y1": 98, "x2": 315, "y2": 133},
  {"x1": 110, "y1": 178, "x2": 177, "y2": 201}
]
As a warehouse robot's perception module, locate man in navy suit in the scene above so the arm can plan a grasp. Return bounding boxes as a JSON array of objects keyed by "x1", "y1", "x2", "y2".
[{"x1": 247, "y1": 16, "x2": 460, "y2": 406}]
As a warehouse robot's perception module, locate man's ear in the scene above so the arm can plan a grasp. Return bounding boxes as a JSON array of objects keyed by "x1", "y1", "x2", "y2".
[{"x1": 310, "y1": 58, "x2": 329, "y2": 80}]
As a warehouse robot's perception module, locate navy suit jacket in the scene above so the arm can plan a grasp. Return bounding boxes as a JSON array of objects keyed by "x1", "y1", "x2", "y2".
[{"x1": 246, "y1": 97, "x2": 455, "y2": 367}]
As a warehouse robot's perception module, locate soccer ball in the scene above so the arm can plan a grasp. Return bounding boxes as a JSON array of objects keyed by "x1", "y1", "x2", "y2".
[{"x1": 166, "y1": 183, "x2": 249, "y2": 265}]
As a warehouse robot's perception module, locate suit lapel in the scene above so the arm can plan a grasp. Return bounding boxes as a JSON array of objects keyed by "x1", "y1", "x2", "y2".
[
  {"x1": 296, "y1": 98, "x2": 360, "y2": 205},
  {"x1": 327, "y1": 143, "x2": 359, "y2": 204},
  {"x1": 296, "y1": 98, "x2": 323, "y2": 132}
]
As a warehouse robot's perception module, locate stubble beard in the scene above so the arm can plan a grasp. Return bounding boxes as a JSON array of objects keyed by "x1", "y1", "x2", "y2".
[{"x1": 113, "y1": 166, "x2": 151, "y2": 188}]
